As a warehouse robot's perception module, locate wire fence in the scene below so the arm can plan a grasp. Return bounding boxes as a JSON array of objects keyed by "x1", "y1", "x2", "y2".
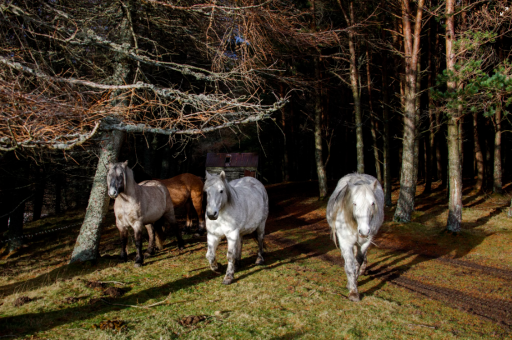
[{"x1": 0, "y1": 221, "x2": 83, "y2": 245}]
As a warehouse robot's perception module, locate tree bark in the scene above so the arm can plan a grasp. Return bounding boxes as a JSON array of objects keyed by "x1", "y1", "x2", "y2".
[
  {"x1": 160, "y1": 145, "x2": 171, "y2": 179},
  {"x1": 32, "y1": 168, "x2": 45, "y2": 221},
  {"x1": 54, "y1": 173, "x2": 62, "y2": 215},
  {"x1": 8, "y1": 200, "x2": 25, "y2": 252},
  {"x1": 493, "y1": 99, "x2": 503, "y2": 194},
  {"x1": 281, "y1": 84, "x2": 290, "y2": 182},
  {"x1": 394, "y1": 0, "x2": 424, "y2": 222},
  {"x1": 425, "y1": 18, "x2": 435, "y2": 193},
  {"x1": 341, "y1": 1, "x2": 364, "y2": 173},
  {"x1": 70, "y1": 2, "x2": 133, "y2": 263},
  {"x1": 366, "y1": 47, "x2": 381, "y2": 182},
  {"x1": 69, "y1": 130, "x2": 125, "y2": 262},
  {"x1": 314, "y1": 57, "x2": 327, "y2": 199},
  {"x1": 445, "y1": 0, "x2": 463, "y2": 232},
  {"x1": 381, "y1": 42, "x2": 392, "y2": 206},
  {"x1": 473, "y1": 112, "x2": 484, "y2": 192}
]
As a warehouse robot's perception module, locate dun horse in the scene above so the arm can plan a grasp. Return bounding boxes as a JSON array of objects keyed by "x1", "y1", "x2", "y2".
[
  {"x1": 107, "y1": 161, "x2": 183, "y2": 267},
  {"x1": 159, "y1": 174, "x2": 205, "y2": 233},
  {"x1": 326, "y1": 173, "x2": 384, "y2": 301},
  {"x1": 203, "y1": 171, "x2": 268, "y2": 285}
]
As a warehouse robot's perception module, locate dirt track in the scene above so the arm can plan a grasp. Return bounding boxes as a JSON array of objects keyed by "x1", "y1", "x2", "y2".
[{"x1": 264, "y1": 182, "x2": 512, "y2": 329}]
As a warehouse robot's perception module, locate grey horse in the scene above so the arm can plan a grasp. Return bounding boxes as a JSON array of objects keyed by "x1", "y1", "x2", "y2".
[
  {"x1": 326, "y1": 173, "x2": 384, "y2": 301},
  {"x1": 107, "y1": 161, "x2": 183, "y2": 267},
  {"x1": 203, "y1": 171, "x2": 269, "y2": 284}
]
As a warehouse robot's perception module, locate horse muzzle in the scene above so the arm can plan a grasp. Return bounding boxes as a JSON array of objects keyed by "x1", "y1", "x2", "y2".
[
  {"x1": 206, "y1": 211, "x2": 219, "y2": 220},
  {"x1": 108, "y1": 189, "x2": 119, "y2": 199}
]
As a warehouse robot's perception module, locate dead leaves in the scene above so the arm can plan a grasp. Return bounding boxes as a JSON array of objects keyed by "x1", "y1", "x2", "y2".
[{"x1": 92, "y1": 319, "x2": 127, "y2": 332}]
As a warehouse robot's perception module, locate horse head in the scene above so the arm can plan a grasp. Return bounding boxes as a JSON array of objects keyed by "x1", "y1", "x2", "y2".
[
  {"x1": 347, "y1": 179, "x2": 380, "y2": 238},
  {"x1": 107, "y1": 160, "x2": 129, "y2": 198},
  {"x1": 204, "y1": 170, "x2": 230, "y2": 220}
]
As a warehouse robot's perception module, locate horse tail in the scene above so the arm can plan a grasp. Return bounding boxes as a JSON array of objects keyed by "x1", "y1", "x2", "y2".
[{"x1": 153, "y1": 218, "x2": 166, "y2": 250}]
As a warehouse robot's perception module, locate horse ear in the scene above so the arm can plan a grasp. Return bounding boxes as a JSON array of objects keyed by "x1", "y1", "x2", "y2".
[
  {"x1": 372, "y1": 179, "x2": 379, "y2": 191},
  {"x1": 220, "y1": 171, "x2": 226, "y2": 181},
  {"x1": 205, "y1": 170, "x2": 211, "y2": 179},
  {"x1": 122, "y1": 160, "x2": 129, "y2": 167}
]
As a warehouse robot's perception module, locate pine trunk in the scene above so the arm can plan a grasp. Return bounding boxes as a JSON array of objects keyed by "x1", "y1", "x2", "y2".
[
  {"x1": 473, "y1": 112, "x2": 484, "y2": 192},
  {"x1": 394, "y1": 0, "x2": 424, "y2": 222},
  {"x1": 314, "y1": 57, "x2": 327, "y2": 199},
  {"x1": 346, "y1": 3, "x2": 364, "y2": 174},
  {"x1": 8, "y1": 200, "x2": 25, "y2": 252},
  {"x1": 366, "y1": 47, "x2": 381, "y2": 182},
  {"x1": 32, "y1": 168, "x2": 45, "y2": 221},
  {"x1": 445, "y1": 0, "x2": 463, "y2": 232},
  {"x1": 493, "y1": 100, "x2": 503, "y2": 194},
  {"x1": 69, "y1": 130, "x2": 125, "y2": 263},
  {"x1": 69, "y1": 2, "x2": 133, "y2": 263},
  {"x1": 381, "y1": 44, "x2": 392, "y2": 206}
]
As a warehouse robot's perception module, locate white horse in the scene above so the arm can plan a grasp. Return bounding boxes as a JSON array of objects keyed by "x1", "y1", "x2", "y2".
[
  {"x1": 326, "y1": 173, "x2": 384, "y2": 301},
  {"x1": 203, "y1": 171, "x2": 269, "y2": 285}
]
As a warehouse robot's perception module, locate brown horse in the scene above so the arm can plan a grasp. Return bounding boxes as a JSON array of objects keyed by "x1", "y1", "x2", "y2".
[{"x1": 159, "y1": 173, "x2": 205, "y2": 232}]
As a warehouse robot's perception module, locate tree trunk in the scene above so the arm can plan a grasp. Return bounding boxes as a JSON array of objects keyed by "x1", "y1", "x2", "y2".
[
  {"x1": 8, "y1": 200, "x2": 25, "y2": 252},
  {"x1": 394, "y1": 0, "x2": 424, "y2": 222},
  {"x1": 70, "y1": 2, "x2": 133, "y2": 263},
  {"x1": 281, "y1": 85, "x2": 290, "y2": 182},
  {"x1": 366, "y1": 47, "x2": 381, "y2": 182},
  {"x1": 381, "y1": 42, "x2": 392, "y2": 206},
  {"x1": 344, "y1": 2, "x2": 364, "y2": 173},
  {"x1": 32, "y1": 168, "x2": 45, "y2": 221},
  {"x1": 160, "y1": 145, "x2": 171, "y2": 179},
  {"x1": 445, "y1": 0, "x2": 463, "y2": 232},
  {"x1": 314, "y1": 57, "x2": 327, "y2": 199},
  {"x1": 54, "y1": 174, "x2": 62, "y2": 215},
  {"x1": 493, "y1": 100, "x2": 503, "y2": 194},
  {"x1": 425, "y1": 18, "x2": 435, "y2": 193},
  {"x1": 473, "y1": 112, "x2": 484, "y2": 192},
  {"x1": 69, "y1": 130, "x2": 125, "y2": 263}
]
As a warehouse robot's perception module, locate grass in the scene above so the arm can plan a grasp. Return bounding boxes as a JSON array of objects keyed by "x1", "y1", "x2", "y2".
[{"x1": 0, "y1": 180, "x2": 511, "y2": 339}]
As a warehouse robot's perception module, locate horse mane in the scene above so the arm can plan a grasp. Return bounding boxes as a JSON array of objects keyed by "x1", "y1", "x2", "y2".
[{"x1": 204, "y1": 172, "x2": 236, "y2": 204}]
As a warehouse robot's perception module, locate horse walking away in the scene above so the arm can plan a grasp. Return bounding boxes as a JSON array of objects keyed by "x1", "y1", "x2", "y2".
[
  {"x1": 203, "y1": 171, "x2": 268, "y2": 285},
  {"x1": 107, "y1": 161, "x2": 184, "y2": 267},
  {"x1": 158, "y1": 173, "x2": 205, "y2": 234},
  {"x1": 326, "y1": 173, "x2": 384, "y2": 301}
]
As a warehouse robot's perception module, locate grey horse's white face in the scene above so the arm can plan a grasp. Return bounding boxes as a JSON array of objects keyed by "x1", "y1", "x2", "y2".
[
  {"x1": 107, "y1": 161, "x2": 129, "y2": 198},
  {"x1": 350, "y1": 184, "x2": 377, "y2": 237},
  {"x1": 204, "y1": 171, "x2": 229, "y2": 220}
]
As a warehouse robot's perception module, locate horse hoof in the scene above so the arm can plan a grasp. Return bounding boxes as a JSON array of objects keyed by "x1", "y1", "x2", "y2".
[
  {"x1": 348, "y1": 291, "x2": 360, "y2": 302},
  {"x1": 134, "y1": 262, "x2": 143, "y2": 268},
  {"x1": 222, "y1": 277, "x2": 233, "y2": 285},
  {"x1": 255, "y1": 257, "x2": 264, "y2": 265}
]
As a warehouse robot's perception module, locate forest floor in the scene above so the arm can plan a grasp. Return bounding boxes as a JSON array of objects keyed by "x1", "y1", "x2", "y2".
[{"x1": 0, "y1": 179, "x2": 511, "y2": 339}]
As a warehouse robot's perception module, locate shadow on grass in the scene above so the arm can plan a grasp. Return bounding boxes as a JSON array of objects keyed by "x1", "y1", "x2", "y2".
[{"x1": 0, "y1": 235, "x2": 329, "y2": 337}]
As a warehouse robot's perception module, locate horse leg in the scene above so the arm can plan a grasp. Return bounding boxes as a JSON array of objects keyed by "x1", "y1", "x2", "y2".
[
  {"x1": 144, "y1": 224, "x2": 156, "y2": 257},
  {"x1": 118, "y1": 225, "x2": 129, "y2": 263},
  {"x1": 133, "y1": 222, "x2": 145, "y2": 267},
  {"x1": 255, "y1": 223, "x2": 265, "y2": 265},
  {"x1": 164, "y1": 210, "x2": 184, "y2": 250},
  {"x1": 152, "y1": 217, "x2": 166, "y2": 250},
  {"x1": 191, "y1": 191, "x2": 206, "y2": 233},
  {"x1": 234, "y1": 236, "x2": 243, "y2": 271},
  {"x1": 184, "y1": 200, "x2": 193, "y2": 234},
  {"x1": 223, "y1": 231, "x2": 239, "y2": 285},
  {"x1": 356, "y1": 240, "x2": 372, "y2": 277},
  {"x1": 340, "y1": 242, "x2": 360, "y2": 302},
  {"x1": 206, "y1": 233, "x2": 221, "y2": 272}
]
